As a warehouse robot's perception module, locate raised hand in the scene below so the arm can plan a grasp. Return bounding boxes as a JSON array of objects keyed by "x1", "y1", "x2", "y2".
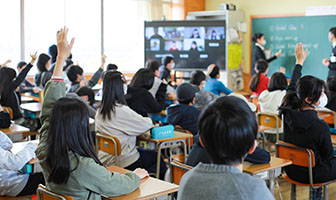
[
  {"x1": 295, "y1": 43, "x2": 308, "y2": 65},
  {"x1": 1, "y1": 59, "x2": 11, "y2": 66},
  {"x1": 322, "y1": 58, "x2": 330, "y2": 67},
  {"x1": 30, "y1": 52, "x2": 38, "y2": 65},
  {"x1": 275, "y1": 49, "x2": 282, "y2": 57},
  {"x1": 57, "y1": 27, "x2": 75, "y2": 60},
  {"x1": 101, "y1": 54, "x2": 106, "y2": 69}
]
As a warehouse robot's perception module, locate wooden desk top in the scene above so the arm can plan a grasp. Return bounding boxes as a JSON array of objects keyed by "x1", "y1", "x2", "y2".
[
  {"x1": 21, "y1": 102, "x2": 42, "y2": 113},
  {"x1": 1, "y1": 124, "x2": 30, "y2": 135},
  {"x1": 21, "y1": 96, "x2": 34, "y2": 103},
  {"x1": 243, "y1": 157, "x2": 292, "y2": 175},
  {"x1": 139, "y1": 130, "x2": 193, "y2": 143},
  {"x1": 89, "y1": 118, "x2": 95, "y2": 125},
  {"x1": 331, "y1": 135, "x2": 336, "y2": 145},
  {"x1": 107, "y1": 166, "x2": 179, "y2": 200}
]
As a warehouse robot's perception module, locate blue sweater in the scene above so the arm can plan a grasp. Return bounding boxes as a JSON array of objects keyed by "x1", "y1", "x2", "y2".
[{"x1": 203, "y1": 78, "x2": 233, "y2": 96}]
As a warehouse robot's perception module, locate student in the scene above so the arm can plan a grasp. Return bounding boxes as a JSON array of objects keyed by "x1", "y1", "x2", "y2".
[
  {"x1": 280, "y1": 43, "x2": 336, "y2": 198},
  {"x1": 16, "y1": 62, "x2": 39, "y2": 101},
  {"x1": 326, "y1": 77, "x2": 336, "y2": 111},
  {"x1": 36, "y1": 28, "x2": 146, "y2": 199},
  {"x1": 0, "y1": 53, "x2": 37, "y2": 121},
  {"x1": 249, "y1": 60, "x2": 269, "y2": 97},
  {"x1": 190, "y1": 70, "x2": 218, "y2": 110},
  {"x1": 322, "y1": 27, "x2": 336, "y2": 78},
  {"x1": 35, "y1": 53, "x2": 52, "y2": 89},
  {"x1": 146, "y1": 60, "x2": 175, "y2": 99},
  {"x1": 203, "y1": 64, "x2": 233, "y2": 96},
  {"x1": 252, "y1": 32, "x2": 281, "y2": 70},
  {"x1": 126, "y1": 68, "x2": 167, "y2": 117},
  {"x1": 0, "y1": 130, "x2": 45, "y2": 197},
  {"x1": 95, "y1": 70, "x2": 167, "y2": 179},
  {"x1": 66, "y1": 86, "x2": 97, "y2": 119},
  {"x1": 167, "y1": 83, "x2": 201, "y2": 136},
  {"x1": 258, "y1": 72, "x2": 287, "y2": 113},
  {"x1": 177, "y1": 96, "x2": 274, "y2": 200},
  {"x1": 159, "y1": 56, "x2": 174, "y2": 82},
  {"x1": 66, "y1": 55, "x2": 104, "y2": 93}
]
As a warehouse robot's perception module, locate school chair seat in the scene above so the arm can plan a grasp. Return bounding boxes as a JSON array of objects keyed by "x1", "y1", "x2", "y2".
[
  {"x1": 276, "y1": 141, "x2": 336, "y2": 200},
  {"x1": 3, "y1": 106, "x2": 13, "y2": 120},
  {"x1": 257, "y1": 112, "x2": 282, "y2": 150},
  {"x1": 95, "y1": 132, "x2": 122, "y2": 165},
  {"x1": 36, "y1": 184, "x2": 73, "y2": 200},
  {"x1": 170, "y1": 159, "x2": 193, "y2": 185}
]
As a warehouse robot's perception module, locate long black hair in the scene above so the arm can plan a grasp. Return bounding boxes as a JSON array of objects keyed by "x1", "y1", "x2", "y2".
[
  {"x1": 249, "y1": 60, "x2": 268, "y2": 92},
  {"x1": 279, "y1": 76, "x2": 326, "y2": 115},
  {"x1": 37, "y1": 53, "x2": 50, "y2": 72},
  {"x1": 130, "y1": 68, "x2": 154, "y2": 90},
  {"x1": 268, "y1": 72, "x2": 287, "y2": 92},
  {"x1": 0, "y1": 67, "x2": 17, "y2": 99},
  {"x1": 46, "y1": 98, "x2": 101, "y2": 184},
  {"x1": 100, "y1": 71, "x2": 127, "y2": 120}
]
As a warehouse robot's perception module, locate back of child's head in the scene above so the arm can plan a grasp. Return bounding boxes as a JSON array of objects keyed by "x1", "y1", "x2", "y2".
[
  {"x1": 100, "y1": 71, "x2": 127, "y2": 120},
  {"x1": 76, "y1": 86, "x2": 95, "y2": 106},
  {"x1": 208, "y1": 65, "x2": 219, "y2": 79},
  {"x1": 130, "y1": 68, "x2": 154, "y2": 90},
  {"x1": 67, "y1": 65, "x2": 83, "y2": 83},
  {"x1": 146, "y1": 60, "x2": 160, "y2": 73},
  {"x1": 176, "y1": 83, "x2": 196, "y2": 105},
  {"x1": 190, "y1": 70, "x2": 206, "y2": 86},
  {"x1": 268, "y1": 72, "x2": 287, "y2": 92},
  {"x1": 327, "y1": 77, "x2": 336, "y2": 92},
  {"x1": 163, "y1": 56, "x2": 174, "y2": 67},
  {"x1": 0, "y1": 67, "x2": 17, "y2": 95},
  {"x1": 249, "y1": 60, "x2": 269, "y2": 92},
  {"x1": 198, "y1": 96, "x2": 257, "y2": 165},
  {"x1": 252, "y1": 33, "x2": 264, "y2": 42},
  {"x1": 37, "y1": 53, "x2": 51, "y2": 72},
  {"x1": 17, "y1": 61, "x2": 27, "y2": 70},
  {"x1": 280, "y1": 75, "x2": 325, "y2": 113},
  {"x1": 46, "y1": 97, "x2": 101, "y2": 184},
  {"x1": 107, "y1": 64, "x2": 118, "y2": 71}
]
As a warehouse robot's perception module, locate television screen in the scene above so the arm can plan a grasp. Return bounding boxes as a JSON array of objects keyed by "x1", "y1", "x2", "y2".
[{"x1": 144, "y1": 20, "x2": 226, "y2": 70}]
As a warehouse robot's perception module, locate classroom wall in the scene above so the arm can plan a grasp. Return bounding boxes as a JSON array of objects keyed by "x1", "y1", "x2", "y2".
[{"x1": 205, "y1": 0, "x2": 336, "y2": 74}]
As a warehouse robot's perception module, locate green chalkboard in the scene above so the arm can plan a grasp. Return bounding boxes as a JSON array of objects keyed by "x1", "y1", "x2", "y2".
[{"x1": 252, "y1": 15, "x2": 336, "y2": 80}]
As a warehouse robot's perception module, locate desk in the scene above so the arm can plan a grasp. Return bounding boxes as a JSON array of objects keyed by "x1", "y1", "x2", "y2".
[
  {"x1": 21, "y1": 96, "x2": 34, "y2": 103},
  {"x1": 1, "y1": 124, "x2": 32, "y2": 136},
  {"x1": 107, "y1": 166, "x2": 179, "y2": 200},
  {"x1": 138, "y1": 131, "x2": 193, "y2": 178},
  {"x1": 21, "y1": 102, "x2": 42, "y2": 118},
  {"x1": 11, "y1": 140, "x2": 39, "y2": 165},
  {"x1": 243, "y1": 157, "x2": 292, "y2": 195},
  {"x1": 331, "y1": 135, "x2": 336, "y2": 145}
]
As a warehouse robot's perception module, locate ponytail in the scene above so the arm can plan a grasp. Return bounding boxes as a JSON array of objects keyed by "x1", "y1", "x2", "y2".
[
  {"x1": 250, "y1": 60, "x2": 268, "y2": 92},
  {"x1": 249, "y1": 73, "x2": 261, "y2": 92}
]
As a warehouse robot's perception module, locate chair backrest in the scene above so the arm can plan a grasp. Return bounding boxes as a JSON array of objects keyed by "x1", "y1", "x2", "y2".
[
  {"x1": 170, "y1": 160, "x2": 193, "y2": 185},
  {"x1": 276, "y1": 141, "x2": 316, "y2": 185},
  {"x1": 257, "y1": 112, "x2": 282, "y2": 129},
  {"x1": 3, "y1": 106, "x2": 13, "y2": 120},
  {"x1": 174, "y1": 125, "x2": 194, "y2": 152},
  {"x1": 317, "y1": 110, "x2": 336, "y2": 128},
  {"x1": 96, "y1": 132, "x2": 121, "y2": 156},
  {"x1": 37, "y1": 184, "x2": 73, "y2": 200}
]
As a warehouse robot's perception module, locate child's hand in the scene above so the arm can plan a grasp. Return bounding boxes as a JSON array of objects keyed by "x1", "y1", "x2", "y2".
[
  {"x1": 30, "y1": 52, "x2": 38, "y2": 65},
  {"x1": 1, "y1": 59, "x2": 11, "y2": 66},
  {"x1": 32, "y1": 87, "x2": 40, "y2": 93},
  {"x1": 133, "y1": 168, "x2": 149, "y2": 179},
  {"x1": 57, "y1": 27, "x2": 75, "y2": 60},
  {"x1": 295, "y1": 43, "x2": 308, "y2": 65}
]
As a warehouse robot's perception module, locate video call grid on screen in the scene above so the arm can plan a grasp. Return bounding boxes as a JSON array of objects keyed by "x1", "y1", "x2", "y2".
[{"x1": 145, "y1": 20, "x2": 226, "y2": 70}]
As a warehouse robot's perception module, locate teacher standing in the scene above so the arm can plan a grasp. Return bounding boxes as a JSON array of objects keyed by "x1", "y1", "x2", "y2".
[
  {"x1": 252, "y1": 33, "x2": 281, "y2": 73},
  {"x1": 322, "y1": 27, "x2": 336, "y2": 79}
]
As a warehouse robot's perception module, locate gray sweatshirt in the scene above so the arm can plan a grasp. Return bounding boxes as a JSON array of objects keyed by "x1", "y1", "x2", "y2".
[{"x1": 177, "y1": 163, "x2": 274, "y2": 200}]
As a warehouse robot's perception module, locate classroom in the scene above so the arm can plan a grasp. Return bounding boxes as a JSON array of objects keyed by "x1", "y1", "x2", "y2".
[{"x1": 1, "y1": 0, "x2": 336, "y2": 200}]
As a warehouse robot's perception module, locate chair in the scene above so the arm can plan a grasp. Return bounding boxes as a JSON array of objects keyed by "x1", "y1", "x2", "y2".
[
  {"x1": 95, "y1": 132, "x2": 122, "y2": 165},
  {"x1": 2, "y1": 106, "x2": 13, "y2": 120},
  {"x1": 36, "y1": 184, "x2": 73, "y2": 200},
  {"x1": 317, "y1": 109, "x2": 336, "y2": 128},
  {"x1": 170, "y1": 159, "x2": 193, "y2": 185},
  {"x1": 276, "y1": 141, "x2": 336, "y2": 200},
  {"x1": 174, "y1": 125, "x2": 193, "y2": 153},
  {"x1": 257, "y1": 112, "x2": 282, "y2": 149}
]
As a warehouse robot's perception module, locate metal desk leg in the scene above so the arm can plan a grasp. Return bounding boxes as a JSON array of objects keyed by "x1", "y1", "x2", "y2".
[{"x1": 268, "y1": 169, "x2": 276, "y2": 195}]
